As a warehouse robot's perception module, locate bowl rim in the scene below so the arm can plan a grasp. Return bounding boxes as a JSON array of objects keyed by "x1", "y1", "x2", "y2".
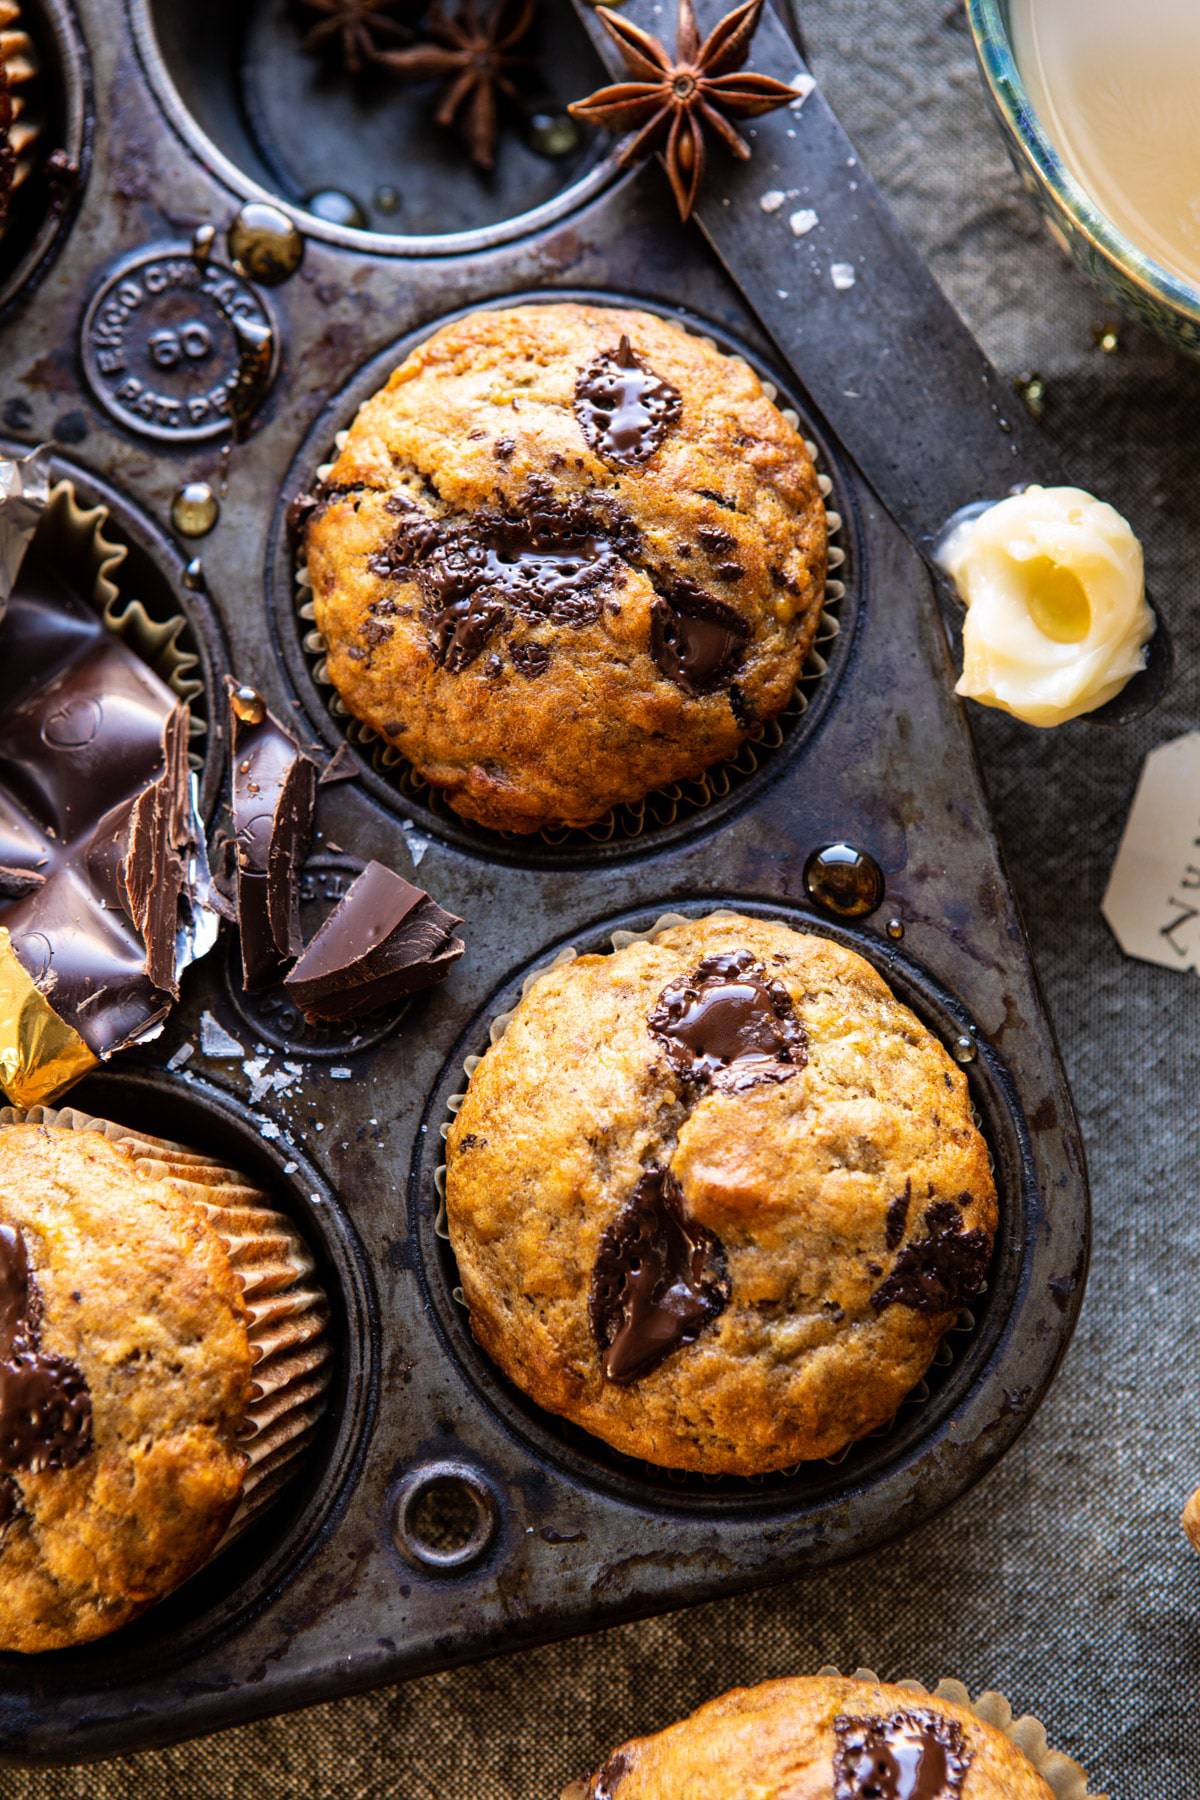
[{"x1": 965, "y1": 0, "x2": 1200, "y2": 326}]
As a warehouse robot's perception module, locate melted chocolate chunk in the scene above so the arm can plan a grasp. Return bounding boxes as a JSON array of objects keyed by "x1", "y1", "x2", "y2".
[
  {"x1": 871, "y1": 1200, "x2": 990, "y2": 1315},
  {"x1": 649, "y1": 950, "x2": 806, "y2": 1094},
  {"x1": 509, "y1": 639, "x2": 552, "y2": 679},
  {"x1": 649, "y1": 580, "x2": 749, "y2": 695},
  {"x1": 283, "y1": 860, "x2": 463, "y2": 1023},
  {"x1": 227, "y1": 679, "x2": 318, "y2": 992},
  {"x1": 833, "y1": 1708, "x2": 972, "y2": 1800},
  {"x1": 574, "y1": 336, "x2": 682, "y2": 468},
  {"x1": 588, "y1": 1750, "x2": 631, "y2": 1800},
  {"x1": 0, "y1": 1224, "x2": 92, "y2": 1486},
  {"x1": 590, "y1": 1168, "x2": 730, "y2": 1384},
  {"x1": 885, "y1": 1179, "x2": 912, "y2": 1251},
  {"x1": 697, "y1": 524, "x2": 737, "y2": 558},
  {"x1": 370, "y1": 479, "x2": 638, "y2": 673}
]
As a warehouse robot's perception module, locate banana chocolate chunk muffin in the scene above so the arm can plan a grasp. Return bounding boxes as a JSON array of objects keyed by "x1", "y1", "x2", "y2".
[
  {"x1": 573, "y1": 1675, "x2": 1067, "y2": 1799},
  {"x1": 302, "y1": 303, "x2": 828, "y2": 834},
  {"x1": 446, "y1": 914, "x2": 996, "y2": 1475}
]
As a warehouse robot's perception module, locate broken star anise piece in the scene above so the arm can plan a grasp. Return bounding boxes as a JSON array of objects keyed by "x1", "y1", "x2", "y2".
[
  {"x1": 569, "y1": 0, "x2": 802, "y2": 221},
  {"x1": 375, "y1": 0, "x2": 536, "y2": 172},
  {"x1": 299, "y1": 0, "x2": 418, "y2": 75}
]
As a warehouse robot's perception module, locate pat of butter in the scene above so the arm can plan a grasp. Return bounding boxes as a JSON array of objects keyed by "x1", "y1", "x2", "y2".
[{"x1": 938, "y1": 485, "x2": 1154, "y2": 727}]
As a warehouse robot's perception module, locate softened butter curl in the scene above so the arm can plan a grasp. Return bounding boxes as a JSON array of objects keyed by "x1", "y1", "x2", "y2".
[{"x1": 938, "y1": 485, "x2": 1154, "y2": 727}]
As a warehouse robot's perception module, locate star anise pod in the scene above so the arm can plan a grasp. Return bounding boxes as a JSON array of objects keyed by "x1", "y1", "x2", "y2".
[
  {"x1": 299, "y1": 0, "x2": 419, "y2": 75},
  {"x1": 375, "y1": 0, "x2": 536, "y2": 172},
  {"x1": 569, "y1": 0, "x2": 802, "y2": 221}
]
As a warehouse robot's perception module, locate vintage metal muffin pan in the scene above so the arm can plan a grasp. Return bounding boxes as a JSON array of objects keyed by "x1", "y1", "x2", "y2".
[{"x1": 0, "y1": 0, "x2": 1093, "y2": 1763}]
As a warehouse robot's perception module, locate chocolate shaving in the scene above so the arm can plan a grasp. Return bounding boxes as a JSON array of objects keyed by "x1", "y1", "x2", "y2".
[
  {"x1": 833, "y1": 1707, "x2": 972, "y2": 1800},
  {"x1": 226, "y1": 679, "x2": 318, "y2": 992},
  {"x1": 574, "y1": 336, "x2": 682, "y2": 468},
  {"x1": 590, "y1": 1167, "x2": 730, "y2": 1384},
  {"x1": 0, "y1": 1224, "x2": 92, "y2": 1527},
  {"x1": 318, "y1": 741, "x2": 359, "y2": 786},
  {"x1": 283, "y1": 859, "x2": 463, "y2": 1022},
  {"x1": 649, "y1": 949, "x2": 805, "y2": 1093},
  {"x1": 118, "y1": 706, "x2": 194, "y2": 997},
  {"x1": 870, "y1": 1199, "x2": 990, "y2": 1315}
]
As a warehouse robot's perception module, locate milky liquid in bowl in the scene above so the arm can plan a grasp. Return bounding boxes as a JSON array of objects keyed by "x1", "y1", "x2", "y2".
[{"x1": 1010, "y1": 0, "x2": 1200, "y2": 287}]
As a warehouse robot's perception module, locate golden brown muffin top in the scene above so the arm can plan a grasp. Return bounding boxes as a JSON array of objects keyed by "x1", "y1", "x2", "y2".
[
  {"x1": 0, "y1": 1123, "x2": 253, "y2": 1652},
  {"x1": 447, "y1": 915, "x2": 997, "y2": 1475},
  {"x1": 579, "y1": 1676, "x2": 1056, "y2": 1799},
  {"x1": 304, "y1": 302, "x2": 827, "y2": 833}
]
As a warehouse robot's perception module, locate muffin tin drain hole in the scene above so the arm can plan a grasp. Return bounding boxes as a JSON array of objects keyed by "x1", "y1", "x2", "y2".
[
  {"x1": 131, "y1": 0, "x2": 616, "y2": 254},
  {"x1": 392, "y1": 1460, "x2": 499, "y2": 1572},
  {"x1": 273, "y1": 293, "x2": 859, "y2": 869}
]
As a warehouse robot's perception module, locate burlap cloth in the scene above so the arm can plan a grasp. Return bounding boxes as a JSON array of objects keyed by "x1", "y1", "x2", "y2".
[{"x1": 6, "y1": 4, "x2": 1197, "y2": 1794}]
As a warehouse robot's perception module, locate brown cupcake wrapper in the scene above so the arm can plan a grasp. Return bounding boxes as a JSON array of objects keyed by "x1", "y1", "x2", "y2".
[
  {"x1": 0, "y1": 1105, "x2": 331, "y2": 1543},
  {"x1": 439, "y1": 911, "x2": 982, "y2": 1478},
  {"x1": 562, "y1": 1669, "x2": 1104, "y2": 1800},
  {"x1": 0, "y1": 1, "x2": 42, "y2": 219},
  {"x1": 293, "y1": 323, "x2": 847, "y2": 846}
]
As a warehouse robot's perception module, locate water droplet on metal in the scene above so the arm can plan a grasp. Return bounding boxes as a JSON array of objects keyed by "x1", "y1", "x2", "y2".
[
  {"x1": 230, "y1": 685, "x2": 266, "y2": 725},
  {"x1": 1014, "y1": 370, "x2": 1045, "y2": 419},
  {"x1": 526, "y1": 111, "x2": 580, "y2": 159},
  {"x1": 182, "y1": 556, "x2": 205, "y2": 590},
  {"x1": 803, "y1": 842, "x2": 885, "y2": 918},
  {"x1": 885, "y1": 917, "x2": 904, "y2": 941},
  {"x1": 952, "y1": 1033, "x2": 977, "y2": 1064},
  {"x1": 375, "y1": 185, "x2": 400, "y2": 215},
  {"x1": 305, "y1": 188, "x2": 368, "y2": 230},
  {"x1": 1093, "y1": 322, "x2": 1120, "y2": 354},
  {"x1": 191, "y1": 223, "x2": 216, "y2": 266},
  {"x1": 227, "y1": 202, "x2": 304, "y2": 286},
  {"x1": 171, "y1": 481, "x2": 219, "y2": 538}
]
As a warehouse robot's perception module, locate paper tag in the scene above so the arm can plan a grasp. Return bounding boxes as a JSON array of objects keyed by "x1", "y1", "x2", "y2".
[{"x1": 1102, "y1": 733, "x2": 1200, "y2": 974}]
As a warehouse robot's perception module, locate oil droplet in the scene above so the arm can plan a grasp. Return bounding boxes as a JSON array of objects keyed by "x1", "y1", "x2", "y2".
[
  {"x1": 803, "y1": 842, "x2": 884, "y2": 918},
  {"x1": 1093, "y1": 322, "x2": 1120, "y2": 354},
  {"x1": 305, "y1": 188, "x2": 368, "y2": 230},
  {"x1": 230, "y1": 685, "x2": 266, "y2": 725},
  {"x1": 952, "y1": 1033, "x2": 978, "y2": 1064},
  {"x1": 375, "y1": 185, "x2": 400, "y2": 215},
  {"x1": 171, "y1": 481, "x2": 219, "y2": 538},
  {"x1": 191, "y1": 223, "x2": 216, "y2": 266},
  {"x1": 227, "y1": 202, "x2": 304, "y2": 286},
  {"x1": 182, "y1": 557, "x2": 205, "y2": 590},
  {"x1": 885, "y1": 917, "x2": 904, "y2": 940},
  {"x1": 526, "y1": 111, "x2": 580, "y2": 158},
  {"x1": 1014, "y1": 370, "x2": 1045, "y2": 419}
]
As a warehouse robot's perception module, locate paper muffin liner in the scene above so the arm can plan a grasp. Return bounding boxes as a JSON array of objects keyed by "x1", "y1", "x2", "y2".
[
  {"x1": 293, "y1": 322, "x2": 848, "y2": 847},
  {"x1": 562, "y1": 1669, "x2": 1104, "y2": 1800},
  {"x1": 0, "y1": 1105, "x2": 332, "y2": 1545},
  {"x1": 0, "y1": 0, "x2": 42, "y2": 230},
  {"x1": 39, "y1": 479, "x2": 208, "y2": 763},
  {"x1": 438, "y1": 910, "x2": 986, "y2": 1483}
]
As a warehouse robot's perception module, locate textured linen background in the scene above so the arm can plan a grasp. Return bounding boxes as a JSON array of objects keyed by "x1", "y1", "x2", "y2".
[{"x1": 7, "y1": 3, "x2": 1199, "y2": 1794}]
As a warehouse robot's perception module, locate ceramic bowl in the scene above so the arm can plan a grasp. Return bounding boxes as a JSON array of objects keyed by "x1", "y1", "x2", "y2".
[{"x1": 966, "y1": 0, "x2": 1200, "y2": 353}]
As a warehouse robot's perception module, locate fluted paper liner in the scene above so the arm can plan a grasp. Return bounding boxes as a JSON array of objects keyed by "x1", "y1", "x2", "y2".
[
  {"x1": 0, "y1": 1106, "x2": 332, "y2": 1545},
  {"x1": 562, "y1": 1669, "x2": 1103, "y2": 1800},
  {"x1": 294, "y1": 327, "x2": 847, "y2": 846},
  {"x1": 0, "y1": 0, "x2": 42, "y2": 229},
  {"x1": 439, "y1": 912, "x2": 982, "y2": 1476}
]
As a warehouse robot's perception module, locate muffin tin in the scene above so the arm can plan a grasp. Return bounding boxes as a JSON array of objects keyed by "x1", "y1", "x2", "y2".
[{"x1": 0, "y1": 0, "x2": 1094, "y2": 1763}]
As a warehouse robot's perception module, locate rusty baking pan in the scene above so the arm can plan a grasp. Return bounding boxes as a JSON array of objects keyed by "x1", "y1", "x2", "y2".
[{"x1": 0, "y1": 0, "x2": 1098, "y2": 1762}]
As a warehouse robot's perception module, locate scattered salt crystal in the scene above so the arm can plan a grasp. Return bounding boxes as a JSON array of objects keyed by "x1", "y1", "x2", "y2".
[
  {"x1": 314, "y1": 1122, "x2": 324, "y2": 1132},
  {"x1": 200, "y1": 1012, "x2": 243, "y2": 1059},
  {"x1": 790, "y1": 73, "x2": 815, "y2": 106},
  {"x1": 330, "y1": 1067, "x2": 352, "y2": 1081},
  {"x1": 789, "y1": 208, "x2": 818, "y2": 237},
  {"x1": 310, "y1": 1193, "x2": 322, "y2": 1206},
  {"x1": 777, "y1": 290, "x2": 789, "y2": 300},
  {"x1": 831, "y1": 262, "x2": 857, "y2": 290},
  {"x1": 260, "y1": 1121, "x2": 281, "y2": 1140},
  {"x1": 760, "y1": 189, "x2": 787, "y2": 213},
  {"x1": 283, "y1": 1160, "x2": 298, "y2": 1174},
  {"x1": 402, "y1": 819, "x2": 430, "y2": 868},
  {"x1": 167, "y1": 1044, "x2": 194, "y2": 1071}
]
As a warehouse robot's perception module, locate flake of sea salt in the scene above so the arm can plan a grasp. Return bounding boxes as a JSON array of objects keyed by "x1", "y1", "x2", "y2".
[
  {"x1": 760, "y1": 190, "x2": 787, "y2": 213},
  {"x1": 790, "y1": 73, "x2": 815, "y2": 107},
  {"x1": 789, "y1": 208, "x2": 818, "y2": 237},
  {"x1": 831, "y1": 262, "x2": 857, "y2": 291},
  {"x1": 200, "y1": 1012, "x2": 244, "y2": 1059}
]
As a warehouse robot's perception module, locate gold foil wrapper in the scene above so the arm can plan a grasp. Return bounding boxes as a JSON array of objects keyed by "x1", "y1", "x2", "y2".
[{"x1": 0, "y1": 927, "x2": 97, "y2": 1105}]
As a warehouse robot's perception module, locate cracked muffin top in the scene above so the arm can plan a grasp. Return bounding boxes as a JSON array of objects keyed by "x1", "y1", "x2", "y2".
[
  {"x1": 574, "y1": 1676, "x2": 1058, "y2": 1799},
  {"x1": 446, "y1": 914, "x2": 997, "y2": 1475},
  {"x1": 0, "y1": 1123, "x2": 253, "y2": 1652},
  {"x1": 302, "y1": 303, "x2": 828, "y2": 835}
]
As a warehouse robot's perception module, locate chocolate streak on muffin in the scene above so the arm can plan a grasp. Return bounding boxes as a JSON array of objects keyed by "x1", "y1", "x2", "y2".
[
  {"x1": 284, "y1": 859, "x2": 463, "y2": 1022},
  {"x1": 0, "y1": 1224, "x2": 92, "y2": 1534},
  {"x1": 574, "y1": 336, "x2": 682, "y2": 467},
  {"x1": 871, "y1": 1200, "x2": 991, "y2": 1315},
  {"x1": 885, "y1": 1179, "x2": 912, "y2": 1251},
  {"x1": 227, "y1": 679, "x2": 318, "y2": 992},
  {"x1": 649, "y1": 949, "x2": 806, "y2": 1094},
  {"x1": 649, "y1": 579, "x2": 749, "y2": 695},
  {"x1": 590, "y1": 1168, "x2": 730, "y2": 1384},
  {"x1": 833, "y1": 1707, "x2": 972, "y2": 1800}
]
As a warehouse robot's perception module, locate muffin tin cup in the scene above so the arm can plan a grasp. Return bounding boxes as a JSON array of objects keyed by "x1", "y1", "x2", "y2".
[
  {"x1": 561, "y1": 1669, "x2": 1105, "y2": 1800},
  {"x1": 0, "y1": 1103, "x2": 334, "y2": 1543},
  {"x1": 284, "y1": 291, "x2": 854, "y2": 865}
]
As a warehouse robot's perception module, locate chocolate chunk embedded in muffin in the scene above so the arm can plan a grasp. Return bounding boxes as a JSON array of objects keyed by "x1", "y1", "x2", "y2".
[
  {"x1": 572, "y1": 1675, "x2": 1063, "y2": 1799},
  {"x1": 303, "y1": 303, "x2": 828, "y2": 834},
  {"x1": 446, "y1": 914, "x2": 996, "y2": 1475},
  {"x1": 0, "y1": 1116, "x2": 330, "y2": 1652}
]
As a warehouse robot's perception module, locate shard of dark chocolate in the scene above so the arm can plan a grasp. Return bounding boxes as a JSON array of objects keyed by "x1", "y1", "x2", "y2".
[
  {"x1": 118, "y1": 706, "x2": 194, "y2": 997},
  {"x1": 226, "y1": 678, "x2": 318, "y2": 992},
  {"x1": 283, "y1": 859, "x2": 463, "y2": 1023}
]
